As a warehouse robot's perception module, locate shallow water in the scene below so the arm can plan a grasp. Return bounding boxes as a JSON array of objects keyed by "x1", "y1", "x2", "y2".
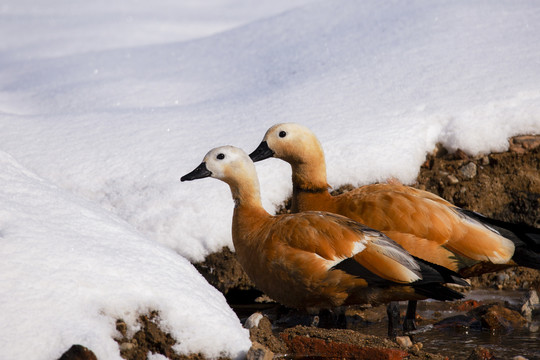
[
  {"x1": 353, "y1": 290, "x2": 540, "y2": 359},
  {"x1": 361, "y1": 316, "x2": 540, "y2": 359},
  {"x1": 419, "y1": 327, "x2": 540, "y2": 359},
  {"x1": 427, "y1": 290, "x2": 539, "y2": 359}
]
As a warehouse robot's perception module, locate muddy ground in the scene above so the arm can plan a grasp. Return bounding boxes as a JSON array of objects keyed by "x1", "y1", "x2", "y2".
[{"x1": 65, "y1": 135, "x2": 538, "y2": 360}]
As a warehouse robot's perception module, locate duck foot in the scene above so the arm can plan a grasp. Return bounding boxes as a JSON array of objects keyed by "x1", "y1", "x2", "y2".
[{"x1": 316, "y1": 308, "x2": 347, "y2": 329}]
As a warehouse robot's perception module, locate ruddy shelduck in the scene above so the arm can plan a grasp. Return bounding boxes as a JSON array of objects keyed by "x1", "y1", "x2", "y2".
[
  {"x1": 249, "y1": 123, "x2": 540, "y2": 331},
  {"x1": 250, "y1": 123, "x2": 540, "y2": 274},
  {"x1": 181, "y1": 146, "x2": 466, "y2": 320}
]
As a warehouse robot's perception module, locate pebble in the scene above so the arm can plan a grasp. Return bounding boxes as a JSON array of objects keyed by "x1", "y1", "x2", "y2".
[
  {"x1": 459, "y1": 162, "x2": 477, "y2": 179},
  {"x1": 497, "y1": 273, "x2": 510, "y2": 283},
  {"x1": 119, "y1": 342, "x2": 135, "y2": 351},
  {"x1": 395, "y1": 335, "x2": 413, "y2": 348},
  {"x1": 512, "y1": 356, "x2": 529, "y2": 360},
  {"x1": 480, "y1": 155, "x2": 490, "y2": 165},
  {"x1": 447, "y1": 174, "x2": 459, "y2": 185}
]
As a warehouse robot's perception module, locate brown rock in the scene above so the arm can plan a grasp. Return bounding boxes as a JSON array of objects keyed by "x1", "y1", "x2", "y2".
[
  {"x1": 58, "y1": 345, "x2": 97, "y2": 360},
  {"x1": 511, "y1": 135, "x2": 540, "y2": 150},
  {"x1": 249, "y1": 316, "x2": 287, "y2": 354},
  {"x1": 281, "y1": 333, "x2": 409, "y2": 360},
  {"x1": 247, "y1": 342, "x2": 274, "y2": 360},
  {"x1": 510, "y1": 144, "x2": 528, "y2": 154},
  {"x1": 455, "y1": 149, "x2": 470, "y2": 160},
  {"x1": 471, "y1": 304, "x2": 527, "y2": 330}
]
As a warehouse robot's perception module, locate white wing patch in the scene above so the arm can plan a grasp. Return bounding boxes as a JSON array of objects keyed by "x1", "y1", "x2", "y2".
[
  {"x1": 365, "y1": 232, "x2": 421, "y2": 271},
  {"x1": 364, "y1": 231, "x2": 422, "y2": 283},
  {"x1": 317, "y1": 240, "x2": 367, "y2": 270}
]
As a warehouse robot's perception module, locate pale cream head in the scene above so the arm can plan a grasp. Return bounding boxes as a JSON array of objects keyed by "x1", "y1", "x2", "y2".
[
  {"x1": 202, "y1": 146, "x2": 257, "y2": 184},
  {"x1": 254, "y1": 123, "x2": 329, "y2": 191},
  {"x1": 200, "y1": 146, "x2": 262, "y2": 207},
  {"x1": 262, "y1": 123, "x2": 325, "y2": 164}
]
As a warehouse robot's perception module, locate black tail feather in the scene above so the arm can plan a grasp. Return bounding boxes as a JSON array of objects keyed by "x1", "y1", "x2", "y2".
[
  {"x1": 414, "y1": 257, "x2": 470, "y2": 287},
  {"x1": 513, "y1": 247, "x2": 540, "y2": 269},
  {"x1": 411, "y1": 257, "x2": 468, "y2": 301}
]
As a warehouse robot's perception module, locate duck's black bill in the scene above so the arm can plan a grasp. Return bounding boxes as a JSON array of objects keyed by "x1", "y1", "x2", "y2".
[
  {"x1": 181, "y1": 162, "x2": 212, "y2": 181},
  {"x1": 249, "y1": 141, "x2": 274, "y2": 162}
]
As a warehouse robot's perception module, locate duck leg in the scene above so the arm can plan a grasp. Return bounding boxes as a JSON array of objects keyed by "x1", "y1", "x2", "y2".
[
  {"x1": 386, "y1": 301, "x2": 401, "y2": 338},
  {"x1": 403, "y1": 300, "x2": 417, "y2": 333}
]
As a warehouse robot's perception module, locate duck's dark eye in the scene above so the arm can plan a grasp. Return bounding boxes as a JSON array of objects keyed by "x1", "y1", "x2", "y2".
[
  {"x1": 217, "y1": 153, "x2": 225, "y2": 160},
  {"x1": 279, "y1": 131, "x2": 287, "y2": 138}
]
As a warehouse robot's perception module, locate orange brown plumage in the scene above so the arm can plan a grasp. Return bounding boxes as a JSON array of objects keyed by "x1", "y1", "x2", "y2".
[{"x1": 181, "y1": 146, "x2": 465, "y2": 313}]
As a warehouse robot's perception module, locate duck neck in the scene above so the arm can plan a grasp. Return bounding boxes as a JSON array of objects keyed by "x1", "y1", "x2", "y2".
[
  {"x1": 228, "y1": 176, "x2": 264, "y2": 211},
  {"x1": 229, "y1": 177, "x2": 270, "y2": 245},
  {"x1": 290, "y1": 158, "x2": 332, "y2": 213}
]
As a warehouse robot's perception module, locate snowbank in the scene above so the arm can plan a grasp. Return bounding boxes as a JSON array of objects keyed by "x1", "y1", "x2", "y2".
[{"x1": 0, "y1": 151, "x2": 250, "y2": 359}]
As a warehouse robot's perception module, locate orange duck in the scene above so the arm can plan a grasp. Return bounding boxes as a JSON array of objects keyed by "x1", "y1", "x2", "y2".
[
  {"x1": 182, "y1": 146, "x2": 466, "y2": 334},
  {"x1": 249, "y1": 123, "x2": 540, "y2": 331}
]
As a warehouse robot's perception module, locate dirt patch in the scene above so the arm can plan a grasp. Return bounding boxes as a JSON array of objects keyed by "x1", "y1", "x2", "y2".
[{"x1": 114, "y1": 312, "x2": 223, "y2": 360}]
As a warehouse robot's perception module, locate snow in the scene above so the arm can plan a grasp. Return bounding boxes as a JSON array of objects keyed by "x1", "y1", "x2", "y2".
[
  {"x1": 1, "y1": 0, "x2": 539, "y2": 359},
  {"x1": 0, "y1": 151, "x2": 250, "y2": 359}
]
